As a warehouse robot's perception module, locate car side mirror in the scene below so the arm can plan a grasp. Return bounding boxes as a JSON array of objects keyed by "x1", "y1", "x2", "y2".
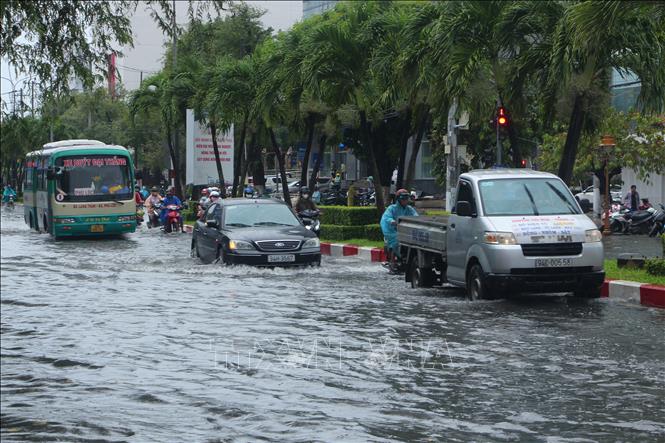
[
  {"x1": 456, "y1": 201, "x2": 475, "y2": 217},
  {"x1": 206, "y1": 219, "x2": 218, "y2": 228}
]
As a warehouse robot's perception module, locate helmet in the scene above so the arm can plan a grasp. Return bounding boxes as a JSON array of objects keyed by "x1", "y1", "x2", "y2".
[
  {"x1": 209, "y1": 186, "x2": 220, "y2": 192},
  {"x1": 396, "y1": 188, "x2": 410, "y2": 201},
  {"x1": 300, "y1": 186, "x2": 310, "y2": 196},
  {"x1": 367, "y1": 176, "x2": 373, "y2": 181},
  {"x1": 201, "y1": 188, "x2": 209, "y2": 195},
  {"x1": 209, "y1": 190, "x2": 220, "y2": 198},
  {"x1": 150, "y1": 186, "x2": 158, "y2": 192}
]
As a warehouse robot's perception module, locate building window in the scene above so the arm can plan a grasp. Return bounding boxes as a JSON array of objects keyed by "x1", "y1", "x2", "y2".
[{"x1": 420, "y1": 138, "x2": 432, "y2": 178}]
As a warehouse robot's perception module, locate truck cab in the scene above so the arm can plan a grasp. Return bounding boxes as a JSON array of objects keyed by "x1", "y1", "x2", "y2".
[{"x1": 398, "y1": 169, "x2": 605, "y2": 299}]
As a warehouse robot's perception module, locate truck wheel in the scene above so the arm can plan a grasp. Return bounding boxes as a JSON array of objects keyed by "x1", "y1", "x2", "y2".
[
  {"x1": 466, "y1": 263, "x2": 487, "y2": 301},
  {"x1": 411, "y1": 261, "x2": 434, "y2": 288}
]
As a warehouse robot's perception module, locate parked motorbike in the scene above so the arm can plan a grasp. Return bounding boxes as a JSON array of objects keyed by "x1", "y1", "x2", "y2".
[
  {"x1": 354, "y1": 189, "x2": 376, "y2": 207},
  {"x1": 163, "y1": 204, "x2": 183, "y2": 233},
  {"x1": 623, "y1": 207, "x2": 657, "y2": 235},
  {"x1": 321, "y1": 189, "x2": 347, "y2": 206},
  {"x1": 298, "y1": 209, "x2": 321, "y2": 237},
  {"x1": 147, "y1": 202, "x2": 162, "y2": 228},
  {"x1": 136, "y1": 205, "x2": 145, "y2": 226},
  {"x1": 648, "y1": 204, "x2": 665, "y2": 237}
]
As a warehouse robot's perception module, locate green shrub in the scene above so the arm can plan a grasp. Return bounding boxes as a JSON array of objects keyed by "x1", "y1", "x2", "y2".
[
  {"x1": 320, "y1": 224, "x2": 366, "y2": 240},
  {"x1": 662, "y1": 234, "x2": 665, "y2": 256},
  {"x1": 319, "y1": 206, "x2": 379, "y2": 225},
  {"x1": 645, "y1": 258, "x2": 665, "y2": 276},
  {"x1": 364, "y1": 224, "x2": 384, "y2": 241}
]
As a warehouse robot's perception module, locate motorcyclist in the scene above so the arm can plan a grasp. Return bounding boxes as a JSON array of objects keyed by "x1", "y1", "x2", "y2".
[
  {"x1": 144, "y1": 187, "x2": 163, "y2": 227},
  {"x1": 160, "y1": 186, "x2": 183, "y2": 229},
  {"x1": 198, "y1": 188, "x2": 209, "y2": 209},
  {"x1": 207, "y1": 190, "x2": 221, "y2": 207},
  {"x1": 380, "y1": 188, "x2": 418, "y2": 272},
  {"x1": 134, "y1": 186, "x2": 144, "y2": 205},
  {"x1": 312, "y1": 184, "x2": 321, "y2": 205},
  {"x1": 295, "y1": 186, "x2": 318, "y2": 213},
  {"x1": 2, "y1": 183, "x2": 17, "y2": 205},
  {"x1": 244, "y1": 184, "x2": 255, "y2": 198}
]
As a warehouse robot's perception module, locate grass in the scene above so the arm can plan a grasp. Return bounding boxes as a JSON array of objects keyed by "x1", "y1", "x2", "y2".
[
  {"x1": 604, "y1": 260, "x2": 665, "y2": 286},
  {"x1": 320, "y1": 237, "x2": 385, "y2": 248},
  {"x1": 421, "y1": 209, "x2": 450, "y2": 216}
]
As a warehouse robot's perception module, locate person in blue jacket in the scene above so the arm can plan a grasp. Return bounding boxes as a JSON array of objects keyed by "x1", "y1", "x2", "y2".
[
  {"x1": 380, "y1": 188, "x2": 418, "y2": 267},
  {"x1": 160, "y1": 186, "x2": 183, "y2": 226}
]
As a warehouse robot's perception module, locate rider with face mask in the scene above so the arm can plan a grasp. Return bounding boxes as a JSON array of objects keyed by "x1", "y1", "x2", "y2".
[
  {"x1": 295, "y1": 186, "x2": 318, "y2": 213},
  {"x1": 380, "y1": 189, "x2": 418, "y2": 271},
  {"x1": 160, "y1": 186, "x2": 183, "y2": 227}
]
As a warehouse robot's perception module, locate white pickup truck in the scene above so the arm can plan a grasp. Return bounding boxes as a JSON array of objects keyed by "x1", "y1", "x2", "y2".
[{"x1": 397, "y1": 169, "x2": 605, "y2": 300}]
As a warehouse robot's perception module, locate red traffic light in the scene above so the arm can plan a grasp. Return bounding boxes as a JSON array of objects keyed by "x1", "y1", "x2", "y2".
[
  {"x1": 497, "y1": 106, "x2": 508, "y2": 126},
  {"x1": 520, "y1": 159, "x2": 527, "y2": 167}
]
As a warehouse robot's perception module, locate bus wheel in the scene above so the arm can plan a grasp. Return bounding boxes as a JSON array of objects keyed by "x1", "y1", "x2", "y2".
[{"x1": 43, "y1": 216, "x2": 48, "y2": 234}]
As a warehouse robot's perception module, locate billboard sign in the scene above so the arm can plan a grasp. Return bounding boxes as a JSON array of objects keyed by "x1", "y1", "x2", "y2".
[{"x1": 186, "y1": 109, "x2": 234, "y2": 185}]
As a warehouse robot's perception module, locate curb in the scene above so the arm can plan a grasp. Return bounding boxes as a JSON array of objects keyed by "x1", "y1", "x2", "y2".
[
  {"x1": 320, "y1": 242, "x2": 386, "y2": 262},
  {"x1": 321, "y1": 242, "x2": 665, "y2": 308}
]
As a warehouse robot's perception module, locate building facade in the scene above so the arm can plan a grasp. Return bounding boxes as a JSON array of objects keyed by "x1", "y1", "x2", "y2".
[{"x1": 302, "y1": 0, "x2": 339, "y2": 19}]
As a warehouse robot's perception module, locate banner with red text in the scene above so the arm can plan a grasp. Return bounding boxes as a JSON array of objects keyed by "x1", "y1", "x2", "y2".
[{"x1": 186, "y1": 109, "x2": 234, "y2": 185}]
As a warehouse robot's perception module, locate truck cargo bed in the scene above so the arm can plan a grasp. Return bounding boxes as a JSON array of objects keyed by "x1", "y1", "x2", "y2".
[{"x1": 397, "y1": 215, "x2": 448, "y2": 253}]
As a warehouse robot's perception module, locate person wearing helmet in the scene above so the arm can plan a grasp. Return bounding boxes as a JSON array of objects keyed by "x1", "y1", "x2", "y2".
[
  {"x1": 145, "y1": 186, "x2": 163, "y2": 228},
  {"x1": 312, "y1": 184, "x2": 321, "y2": 205},
  {"x1": 134, "y1": 186, "x2": 144, "y2": 205},
  {"x1": 197, "y1": 188, "x2": 210, "y2": 219},
  {"x1": 380, "y1": 188, "x2": 418, "y2": 272},
  {"x1": 296, "y1": 186, "x2": 318, "y2": 213},
  {"x1": 160, "y1": 186, "x2": 183, "y2": 229},
  {"x1": 208, "y1": 190, "x2": 221, "y2": 206},
  {"x1": 244, "y1": 184, "x2": 255, "y2": 198}
]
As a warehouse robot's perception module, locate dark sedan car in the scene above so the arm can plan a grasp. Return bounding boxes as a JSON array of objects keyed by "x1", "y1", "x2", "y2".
[{"x1": 191, "y1": 198, "x2": 321, "y2": 266}]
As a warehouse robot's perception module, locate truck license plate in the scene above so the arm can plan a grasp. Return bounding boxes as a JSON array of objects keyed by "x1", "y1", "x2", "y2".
[
  {"x1": 268, "y1": 254, "x2": 295, "y2": 263},
  {"x1": 90, "y1": 225, "x2": 104, "y2": 233},
  {"x1": 535, "y1": 258, "x2": 572, "y2": 268}
]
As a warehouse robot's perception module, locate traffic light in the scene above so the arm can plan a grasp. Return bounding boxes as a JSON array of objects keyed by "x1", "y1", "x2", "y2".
[
  {"x1": 497, "y1": 106, "x2": 508, "y2": 127},
  {"x1": 520, "y1": 159, "x2": 527, "y2": 168}
]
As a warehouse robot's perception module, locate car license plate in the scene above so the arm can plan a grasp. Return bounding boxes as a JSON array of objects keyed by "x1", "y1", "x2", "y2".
[
  {"x1": 268, "y1": 254, "x2": 295, "y2": 263},
  {"x1": 90, "y1": 224, "x2": 104, "y2": 233},
  {"x1": 535, "y1": 258, "x2": 572, "y2": 268}
]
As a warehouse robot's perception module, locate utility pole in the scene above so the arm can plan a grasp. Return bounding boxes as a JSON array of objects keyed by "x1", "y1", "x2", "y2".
[
  {"x1": 30, "y1": 82, "x2": 35, "y2": 117},
  {"x1": 496, "y1": 99, "x2": 503, "y2": 166},
  {"x1": 445, "y1": 99, "x2": 458, "y2": 212},
  {"x1": 171, "y1": 0, "x2": 179, "y2": 191},
  {"x1": 19, "y1": 89, "x2": 24, "y2": 116}
]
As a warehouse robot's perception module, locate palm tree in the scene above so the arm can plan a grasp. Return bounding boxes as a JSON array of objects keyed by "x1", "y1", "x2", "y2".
[{"x1": 547, "y1": 0, "x2": 665, "y2": 184}]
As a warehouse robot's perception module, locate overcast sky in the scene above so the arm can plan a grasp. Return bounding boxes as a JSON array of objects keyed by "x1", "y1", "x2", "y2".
[{"x1": 1, "y1": 1, "x2": 303, "y2": 108}]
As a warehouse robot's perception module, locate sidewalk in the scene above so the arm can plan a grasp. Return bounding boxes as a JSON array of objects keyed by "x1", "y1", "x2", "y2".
[{"x1": 320, "y1": 241, "x2": 665, "y2": 309}]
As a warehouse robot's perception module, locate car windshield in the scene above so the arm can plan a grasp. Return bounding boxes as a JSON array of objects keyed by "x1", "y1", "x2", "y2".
[
  {"x1": 479, "y1": 178, "x2": 581, "y2": 216},
  {"x1": 224, "y1": 204, "x2": 300, "y2": 228},
  {"x1": 55, "y1": 155, "x2": 132, "y2": 202}
]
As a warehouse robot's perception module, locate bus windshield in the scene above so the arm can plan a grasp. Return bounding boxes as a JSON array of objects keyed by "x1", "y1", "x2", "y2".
[
  {"x1": 478, "y1": 178, "x2": 581, "y2": 216},
  {"x1": 55, "y1": 155, "x2": 132, "y2": 202}
]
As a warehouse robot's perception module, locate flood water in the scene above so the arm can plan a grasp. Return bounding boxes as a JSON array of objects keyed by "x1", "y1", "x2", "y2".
[{"x1": 1, "y1": 207, "x2": 664, "y2": 442}]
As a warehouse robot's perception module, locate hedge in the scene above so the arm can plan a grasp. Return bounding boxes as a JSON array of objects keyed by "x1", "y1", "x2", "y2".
[
  {"x1": 319, "y1": 206, "x2": 379, "y2": 225},
  {"x1": 645, "y1": 258, "x2": 665, "y2": 276},
  {"x1": 321, "y1": 223, "x2": 383, "y2": 241}
]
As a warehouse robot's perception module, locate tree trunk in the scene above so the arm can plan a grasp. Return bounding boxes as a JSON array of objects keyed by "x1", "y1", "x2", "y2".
[
  {"x1": 507, "y1": 119, "x2": 521, "y2": 167},
  {"x1": 165, "y1": 128, "x2": 183, "y2": 198},
  {"x1": 232, "y1": 116, "x2": 248, "y2": 197},
  {"x1": 309, "y1": 133, "x2": 326, "y2": 194},
  {"x1": 247, "y1": 132, "x2": 266, "y2": 194},
  {"x1": 172, "y1": 124, "x2": 184, "y2": 199},
  {"x1": 405, "y1": 113, "x2": 429, "y2": 190},
  {"x1": 360, "y1": 111, "x2": 386, "y2": 215},
  {"x1": 557, "y1": 93, "x2": 586, "y2": 185},
  {"x1": 268, "y1": 127, "x2": 291, "y2": 207},
  {"x1": 300, "y1": 115, "x2": 316, "y2": 188},
  {"x1": 210, "y1": 122, "x2": 226, "y2": 197},
  {"x1": 396, "y1": 108, "x2": 412, "y2": 190}
]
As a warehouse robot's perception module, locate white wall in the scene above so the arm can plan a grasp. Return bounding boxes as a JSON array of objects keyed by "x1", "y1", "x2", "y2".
[{"x1": 621, "y1": 168, "x2": 665, "y2": 206}]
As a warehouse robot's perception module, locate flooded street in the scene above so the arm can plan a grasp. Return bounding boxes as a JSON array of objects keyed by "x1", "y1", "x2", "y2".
[{"x1": 1, "y1": 207, "x2": 664, "y2": 442}]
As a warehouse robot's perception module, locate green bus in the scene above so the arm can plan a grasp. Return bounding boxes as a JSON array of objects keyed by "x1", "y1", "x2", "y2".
[{"x1": 24, "y1": 140, "x2": 137, "y2": 238}]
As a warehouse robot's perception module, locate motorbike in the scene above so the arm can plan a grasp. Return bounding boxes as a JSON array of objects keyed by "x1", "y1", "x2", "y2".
[
  {"x1": 147, "y1": 202, "x2": 162, "y2": 228},
  {"x1": 136, "y1": 205, "x2": 145, "y2": 226},
  {"x1": 607, "y1": 207, "x2": 630, "y2": 233},
  {"x1": 648, "y1": 204, "x2": 665, "y2": 237},
  {"x1": 163, "y1": 204, "x2": 183, "y2": 233},
  {"x1": 321, "y1": 188, "x2": 347, "y2": 206},
  {"x1": 298, "y1": 209, "x2": 321, "y2": 237},
  {"x1": 622, "y1": 207, "x2": 657, "y2": 235},
  {"x1": 354, "y1": 189, "x2": 376, "y2": 207},
  {"x1": 3, "y1": 195, "x2": 16, "y2": 211}
]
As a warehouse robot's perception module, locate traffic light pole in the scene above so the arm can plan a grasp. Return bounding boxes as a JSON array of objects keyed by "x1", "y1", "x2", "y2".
[
  {"x1": 445, "y1": 99, "x2": 458, "y2": 212},
  {"x1": 496, "y1": 117, "x2": 502, "y2": 166}
]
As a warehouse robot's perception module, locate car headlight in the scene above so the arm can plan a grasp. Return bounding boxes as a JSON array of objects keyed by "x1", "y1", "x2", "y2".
[
  {"x1": 228, "y1": 239, "x2": 255, "y2": 250},
  {"x1": 585, "y1": 229, "x2": 602, "y2": 243},
  {"x1": 303, "y1": 237, "x2": 320, "y2": 248},
  {"x1": 484, "y1": 231, "x2": 517, "y2": 245}
]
